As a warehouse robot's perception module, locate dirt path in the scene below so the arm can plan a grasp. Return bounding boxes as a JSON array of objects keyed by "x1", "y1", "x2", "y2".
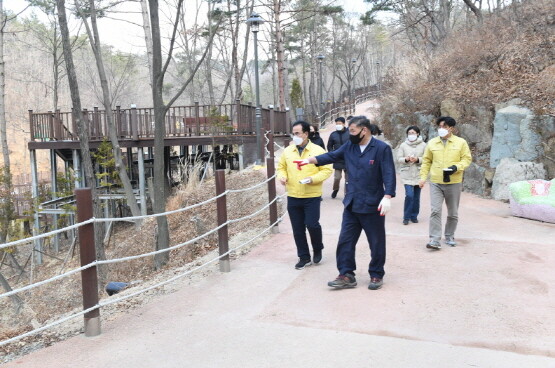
[{"x1": 5, "y1": 100, "x2": 555, "y2": 367}]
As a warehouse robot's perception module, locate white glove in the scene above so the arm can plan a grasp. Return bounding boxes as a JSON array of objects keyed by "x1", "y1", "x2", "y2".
[{"x1": 378, "y1": 197, "x2": 391, "y2": 216}]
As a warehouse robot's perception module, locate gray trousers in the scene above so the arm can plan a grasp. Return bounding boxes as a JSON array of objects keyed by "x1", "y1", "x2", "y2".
[
  {"x1": 429, "y1": 182, "x2": 462, "y2": 242},
  {"x1": 333, "y1": 169, "x2": 347, "y2": 191}
]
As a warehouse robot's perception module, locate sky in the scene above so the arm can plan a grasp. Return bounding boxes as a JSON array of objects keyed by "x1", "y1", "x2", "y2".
[{"x1": 6, "y1": 0, "x2": 372, "y2": 53}]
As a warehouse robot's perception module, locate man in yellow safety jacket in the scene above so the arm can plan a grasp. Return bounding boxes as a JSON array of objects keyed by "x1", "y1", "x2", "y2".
[
  {"x1": 277, "y1": 121, "x2": 332, "y2": 269},
  {"x1": 419, "y1": 116, "x2": 472, "y2": 250}
]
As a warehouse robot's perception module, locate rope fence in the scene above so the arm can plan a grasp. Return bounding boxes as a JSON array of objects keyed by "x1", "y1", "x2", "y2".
[
  {"x1": 0, "y1": 209, "x2": 289, "y2": 347},
  {"x1": 0, "y1": 160, "x2": 285, "y2": 347},
  {"x1": 0, "y1": 174, "x2": 277, "y2": 252}
]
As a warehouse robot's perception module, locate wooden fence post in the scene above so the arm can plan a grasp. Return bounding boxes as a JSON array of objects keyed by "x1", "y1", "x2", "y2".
[
  {"x1": 215, "y1": 170, "x2": 230, "y2": 272},
  {"x1": 194, "y1": 102, "x2": 200, "y2": 135},
  {"x1": 75, "y1": 188, "x2": 101, "y2": 337}
]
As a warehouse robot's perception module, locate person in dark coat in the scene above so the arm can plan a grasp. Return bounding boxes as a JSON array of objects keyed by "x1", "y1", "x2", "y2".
[
  {"x1": 309, "y1": 124, "x2": 326, "y2": 150},
  {"x1": 326, "y1": 117, "x2": 350, "y2": 198},
  {"x1": 297, "y1": 116, "x2": 396, "y2": 290}
]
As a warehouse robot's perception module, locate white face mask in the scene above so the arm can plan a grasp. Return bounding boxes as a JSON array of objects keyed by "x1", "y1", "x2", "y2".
[
  {"x1": 336, "y1": 125, "x2": 344, "y2": 131},
  {"x1": 407, "y1": 134, "x2": 418, "y2": 142},
  {"x1": 438, "y1": 128, "x2": 449, "y2": 138},
  {"x1": 292, "y1": 135, "x2": 304, "y2": 146}
]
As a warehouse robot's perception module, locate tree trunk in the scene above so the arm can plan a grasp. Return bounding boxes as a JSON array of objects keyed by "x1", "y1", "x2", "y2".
[
  {"x1": 140, "y1": 0, "x2": 154, "y2": 86},
  {"x1": 462, "y1": 0, "x2": 484, "y2": 23},
  {"x1": 0, "y1": 270, "x2": 22, "y2": 312},
  {"x1": 56, "y1": 0, "x2": 106, "y2": 283},
  {"x1": 0, "y1": 0, "x2": 15, "y2": 265},
  {"x1": 0, "y1": 0, "x2": 10, "y2": 172},
  {"x1": 78, "y1": 0, "x2": 142, "y2": 220},
  {"x1": 148, "y1": 0, "x2": 170, "y2": 269},
  {"x1": 274, "y1": 0, "x2": 286, "y2": 110}
]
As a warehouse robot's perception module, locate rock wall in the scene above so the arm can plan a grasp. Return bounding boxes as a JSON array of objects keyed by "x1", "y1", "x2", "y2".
[
  {"x1": 381, "y1": 99, "x2": 553, "y2": 200},
  {"x1": 492, "y1": 158, "x2": 547, "y2": 201}
]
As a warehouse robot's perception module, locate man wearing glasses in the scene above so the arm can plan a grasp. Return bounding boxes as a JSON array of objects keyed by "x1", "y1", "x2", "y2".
[{"x1": 277, "y1": 121, "x2": 333, "y2": 270}]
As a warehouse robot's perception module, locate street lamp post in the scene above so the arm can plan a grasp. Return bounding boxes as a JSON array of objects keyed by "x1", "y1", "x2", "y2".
[
  {"x1": 317, "y1": 55, "x2": 325, "y2": 126},
  {"x1": 246, "y1": 13, "x2": 265, "y2": 164},
  {"x1": 351, "y1": 58, "x2": 357, "y2": 114}
]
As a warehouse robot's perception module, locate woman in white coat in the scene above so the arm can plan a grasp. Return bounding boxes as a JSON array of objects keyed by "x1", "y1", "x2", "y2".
[{"x1": 397, "y1": 126, "x2": 427, "y2": 225}]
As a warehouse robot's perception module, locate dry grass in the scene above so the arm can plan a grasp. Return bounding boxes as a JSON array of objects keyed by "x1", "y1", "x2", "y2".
[{"x1": 381, "y1": 0, "x2": 555, "y2": 122}]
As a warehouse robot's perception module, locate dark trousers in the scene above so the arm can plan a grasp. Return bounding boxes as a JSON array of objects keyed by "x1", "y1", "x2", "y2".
[
  {"x1": 336, "y1": 207, "x2": 386, "y2": 279},
  {"x1": 287, "y1": 196, "x2": 323, "y2": 260},
  {"x1": 403, "y1": 184, "x2": 422, "y2": 221}
]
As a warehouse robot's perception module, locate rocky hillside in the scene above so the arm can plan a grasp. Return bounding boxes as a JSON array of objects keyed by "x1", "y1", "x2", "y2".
[{"x1": 378, "y1": 0, "x2": 554, "y2": 198}]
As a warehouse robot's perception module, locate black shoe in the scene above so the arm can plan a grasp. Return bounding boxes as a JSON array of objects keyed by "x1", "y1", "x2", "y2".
[
  {"x1": 403, "y1": 219, "x2": 409, "y2": 225},
  {"x1": 368, "y1": 277, "x2": 383, "y2": 290},
  {"x1": 313, "y1": 249, "x2": 322, "y2": 264},
  {"x1": 331, "y1": 190, "x2": 338, "y2": 199},
  {"x1": 411, "y1": 218, "x2": 419, "y2": 223},
  {"x1": 295, "y1": 258, "x2": 312, "y2": 270},
  {"x1": 328, "y1": 273, "x2": 357, "y2": 288}
]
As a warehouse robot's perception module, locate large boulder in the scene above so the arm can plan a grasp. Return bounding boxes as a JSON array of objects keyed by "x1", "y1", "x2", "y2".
[
  {"x1": 490, "y1": 105, "x2": 543, "y2": 168},
  {"x1": 492, "y1": 158, "x2": 547, "y2": 201},
  {"x1": 463, "y1": 163, "x2": 487, "y2": 196},
  {"x1": 440, "y1": 99, "x2": 462, "y2": 121},
  {"x1": 414, "y1": 111, "x2": 435, "y2": 141}
]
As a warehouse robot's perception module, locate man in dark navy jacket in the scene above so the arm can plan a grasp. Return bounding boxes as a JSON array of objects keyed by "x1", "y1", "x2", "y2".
[{"x1": 299, "y1": 116, "x2": 396, "y2": 290}]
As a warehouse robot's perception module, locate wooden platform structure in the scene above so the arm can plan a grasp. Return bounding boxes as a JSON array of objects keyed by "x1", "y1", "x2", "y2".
[{"x1": 25, "y1": 102, "x2": 292, "y2": 264}]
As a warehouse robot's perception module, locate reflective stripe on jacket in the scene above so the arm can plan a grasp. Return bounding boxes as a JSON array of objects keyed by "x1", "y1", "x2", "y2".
[
  {"x1": 419, "y1": 135, "x2": 472, "y2": 184},
  {"x1": 277, "y1": 142, "x2": 333, "y2": 198}
]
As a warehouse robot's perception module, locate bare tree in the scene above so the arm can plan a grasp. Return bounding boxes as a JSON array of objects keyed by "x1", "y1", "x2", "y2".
[
  {"x1": 147, "y1": 0, "x2": 220, "y2": 269},
  {"x1": 56, "y1": 0, "x2": 107, "y2": 280},
  {"x1": 74, "y1": 0, "x2": 142, "y2": 220}
]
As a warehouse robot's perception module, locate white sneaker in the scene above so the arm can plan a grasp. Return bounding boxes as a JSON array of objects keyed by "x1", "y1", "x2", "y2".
[{"x1": 445, "y1": 238, "x2": 457, "y2": 247}]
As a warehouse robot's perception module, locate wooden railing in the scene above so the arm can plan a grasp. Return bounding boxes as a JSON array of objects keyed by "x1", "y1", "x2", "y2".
[{"x1": 29, "y1": 101, "x2": 290, "y2": 142}]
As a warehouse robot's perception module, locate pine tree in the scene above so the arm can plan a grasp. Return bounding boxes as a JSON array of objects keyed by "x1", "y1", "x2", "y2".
[{"x1": 290, "y1": 78, "x2": 304, "y2": 109}]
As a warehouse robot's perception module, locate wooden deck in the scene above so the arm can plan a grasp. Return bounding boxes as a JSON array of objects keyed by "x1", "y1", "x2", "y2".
[{"x1": 28, "y1": 102, "x2": 290, "y2": 149}]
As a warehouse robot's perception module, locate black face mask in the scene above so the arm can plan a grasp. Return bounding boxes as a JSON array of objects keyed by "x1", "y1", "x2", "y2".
[{"x1": 349, "y1": 130, "x2": 364, "y2": 144}]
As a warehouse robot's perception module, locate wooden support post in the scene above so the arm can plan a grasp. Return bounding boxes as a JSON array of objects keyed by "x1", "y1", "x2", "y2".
[
  {"x1": 194, "y1": 101, "x2": 200, "y2": 135},
  {"x1": 235, "y1": 99, "x2": 241, "y2": 133},
  {"x1": 29, "y1": 110, "x2": 35, "y2": 141},
  {"x1": 131, "y1": 106, "x2": 138, "y2": 140},
  {"x1": 48, "y1": 111, "x2": 54, "y2": 140},
  {"x1": 73, "y1": 149, "x2": 81, "y2": 189},
  {"x1": 238, "y1": 145, "x2": 244, "y2": 171},
  {"x1": 50, "y1": 149, "x2": 59, "y2": 253},
  {"x1": 215, "y1": 170, "x2": 230, "y2": 272},
  {"x1": 138, "y1": 147, "x2": 147, "y2": 216},
  {"x1": 30, "y1": 149, "x2": 42, "y2": 265},
  {"x1": 266, "y1": 158, "x2": 279, "y2": 233},
  {"x1": 126, "y1": 147, "x2": 133, "y2": 182},
  {"x1": 75, "y1": 188, "x2": 101, "y2": 337},
  {"x1": 268, "y1": 107, "x2": 275, "y2": 159}
]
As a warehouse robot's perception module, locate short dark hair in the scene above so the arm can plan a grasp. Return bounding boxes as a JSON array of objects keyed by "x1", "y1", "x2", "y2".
[
  {"x1": 346, "y1": 115, "x2": 353, "y2": 121},
  {"x1": 335, "y1": 117, "x2": 345, "y2": 124},
  {"x1": 406, "y1": 125, "x2": 421, "y2": 135},
  {"x1": 348, "y1": 116, "x2": 371, "y2": 130},
  {"x1": 311, "y1": 124, "x2": 319, "y2": 132},
  {"x1": 436, "y1": 116, "x2": 456, "y2": 127},
  {"x1": 369, "y1": 123, "x2": 382, "y2": 136},
  {"x1": 291, "y1": 120, "x2": 311, "y2": 133}
]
